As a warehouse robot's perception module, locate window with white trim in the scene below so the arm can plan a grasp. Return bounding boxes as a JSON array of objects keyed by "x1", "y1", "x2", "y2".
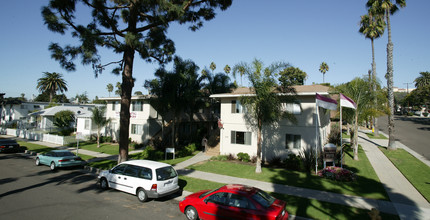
[
  {"x1": 112, "y1": 101, "x2": 119, "y2": 111},
  {"x1": 282, "y1": 102, "x2": 301, "y2": 114},
  {"x1": 231, "y1": 131, "x2": 251, "y2": 145},
  {"x1": 84, "y1": 119, "x2": 90, "y2": 130},
  {"x1": 131, "y1": 124, "x2": 143, "y2": 135},
  {"x1": 286, "y1": 134, "x2": 301, "y2": 149},
  {"x1": 231, "y1": 100, "x2": 246, "y2": 113},
  {"x1": 132, "y1": 101, "x2": 143, "y2": 111}
]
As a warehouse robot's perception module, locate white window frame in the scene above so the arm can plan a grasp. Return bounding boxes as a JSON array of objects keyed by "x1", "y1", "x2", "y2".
[
  {"x1": 231, "y1": 131, "x2": 252, "y2": 145},
  {"x1": 131, "y1": 124, "x2": 144, "y2": 135},
  {"x1": 132, "y1": 101, "x2": 143, "y2": 111},
  {"x1": 84, "y1": 119, "x2": 90, "y2": 130},
  {"x1": 286, "y1": 134, "x2": 301, "y2": 149}
]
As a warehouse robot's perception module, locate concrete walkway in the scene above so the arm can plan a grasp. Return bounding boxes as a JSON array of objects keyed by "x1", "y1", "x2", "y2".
[
  {"x1": 4, "y1": 134, "x2": 430, "y2": 219},
  {"x1": 357, "y1": 131, "x2": 430, "y2": 220}
]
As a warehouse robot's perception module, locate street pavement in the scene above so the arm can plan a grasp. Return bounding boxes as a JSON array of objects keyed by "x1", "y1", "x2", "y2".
[{"x1": 3, "y1": 133, "x2": 430, "y2": 220}]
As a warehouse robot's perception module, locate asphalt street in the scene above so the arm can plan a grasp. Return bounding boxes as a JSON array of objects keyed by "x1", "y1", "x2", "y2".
[
  {"x1": 378, "y1": 115, "x2": 430, "y2": 160},
  {"x1": 0, "y1": 153, "x2": 186, "y2": 220}
]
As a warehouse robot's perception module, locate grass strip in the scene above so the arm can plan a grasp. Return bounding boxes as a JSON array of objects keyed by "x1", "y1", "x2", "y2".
[
  {"x1": 379, "y1": 147, "x2": 430, "y2": 202},
  {"x1": 366, "y1": 133, "x2": 388, "y2": 139}
]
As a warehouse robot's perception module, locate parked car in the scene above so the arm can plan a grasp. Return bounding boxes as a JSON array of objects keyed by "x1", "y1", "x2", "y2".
[
  {"x1": 35, "y1": 150, "x2": 85, "y2": 170},
  {"x1": 0, "y1": 139, "x2": 21, "y2": 153},
  {"x1": 179, "y1": 184, "x2": 289, "y2": 220},
  {"x1": 98, "y1": 160, "x2": 180, "y2": 202}
]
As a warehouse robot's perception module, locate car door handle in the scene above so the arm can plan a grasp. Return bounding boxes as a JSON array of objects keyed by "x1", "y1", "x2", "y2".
[
  {"x1": 124, "y1": 177, "x2": 127, "y2": 180},
  {"x1": 118, "y1": 176, "x2": 121, "y2": 179}
]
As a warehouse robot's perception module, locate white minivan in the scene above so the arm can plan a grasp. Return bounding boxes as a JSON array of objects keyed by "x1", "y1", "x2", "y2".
[{"x1": 98, "y1": 160, "x2": 180, "y2": 202}]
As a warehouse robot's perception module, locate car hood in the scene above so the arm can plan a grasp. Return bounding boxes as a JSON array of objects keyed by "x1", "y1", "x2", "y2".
[
  {"x1": 98, "y1": 170, "x2": 109, "y2": 178},
  {"x1": 186, "y1": 190, "x2": 211, "y2": 199}
]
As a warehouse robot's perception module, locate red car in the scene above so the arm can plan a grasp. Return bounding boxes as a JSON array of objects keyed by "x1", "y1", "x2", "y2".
[{"x1": 179, "y1": 184, "x2": 288, "y2": 220}]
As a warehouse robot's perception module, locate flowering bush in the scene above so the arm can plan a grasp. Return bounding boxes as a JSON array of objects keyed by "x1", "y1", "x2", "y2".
[{"x1": 317, "y1": 166, "x2": 357, "y2": 182}]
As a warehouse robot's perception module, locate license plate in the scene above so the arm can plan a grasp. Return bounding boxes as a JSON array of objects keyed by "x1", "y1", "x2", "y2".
[{"x1": 9, "y1": 146, "x2": 13, "y2": 148}]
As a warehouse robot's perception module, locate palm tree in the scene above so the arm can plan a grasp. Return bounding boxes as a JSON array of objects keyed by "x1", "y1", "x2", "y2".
[
  {"x1": 367, "y1": 0, "x2": 406, "y2": 150},
  {"x1": 234, "y1": 59, "x2": 295, "y2": 173},
  {"x1": 91, "y1": 107, "x2": 111, "y2": 148},
  {"x1": 414, "y1": 71, "x2": 430, "y2": 89},
  {"x1": 106, "y1": 83, "x2": 113, "y2": 97},
  {"x1": 319, "y1": 62, "x2": 329, "y2": 83},
  {"x1": 36, "y1": 72, "x2": 68, "y2": 102},
  {"x1": 359, "y1": 11, "x2": 386, "y2": 136}
]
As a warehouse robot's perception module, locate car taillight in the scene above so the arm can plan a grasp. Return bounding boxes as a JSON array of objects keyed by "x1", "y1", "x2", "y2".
[
  {"x1": 151, "y1": 184, "x2": 157, "y2": 191},
  {"x1": 59, "y1": 159, "x2": 70, "y2": 162},
  {"x1": 0, "y1": 145, "x2": 5, "y2": 148}
]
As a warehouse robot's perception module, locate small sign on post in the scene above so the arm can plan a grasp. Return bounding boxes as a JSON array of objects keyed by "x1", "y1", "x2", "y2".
[{"x1": 165, "y1": 148, "x2": 175, "y2": 160}]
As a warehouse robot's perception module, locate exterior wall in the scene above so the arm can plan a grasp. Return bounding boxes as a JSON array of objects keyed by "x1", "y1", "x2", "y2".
[
  {"x1": 1, "y1": 102, "x2": 47, "y2": 125},
  {"x1": 219, "y1": 95, "x2": 332, "y2": 161},
  {"x1": 105, "y1": 99, "x2": 161, "y2": 144}
]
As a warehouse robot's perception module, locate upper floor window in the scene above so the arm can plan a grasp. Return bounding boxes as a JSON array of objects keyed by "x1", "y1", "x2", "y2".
[
  {"x1": 112, "y1": 101, "x2": 119, "y2": 111},
  {"x1": 282, "y1": 102, "x2": 301, "y2": 114},
  {"x1": 132, "y1": 101, "x2": 143, "y2": 111},
  {"x1": 231, "y1": 100, "x2": 246, "y2": 113}
]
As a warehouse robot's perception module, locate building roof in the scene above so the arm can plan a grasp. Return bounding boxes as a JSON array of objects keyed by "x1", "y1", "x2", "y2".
[
  {"x1": 210, "y1": 84, "x2": 331, "y2": 98},
  {"x1": 99, "y1": 95, "x2": 152, "y2": 101},
  {"x1": 29, "y1": 106, "x2": 93, "y2": 118}
]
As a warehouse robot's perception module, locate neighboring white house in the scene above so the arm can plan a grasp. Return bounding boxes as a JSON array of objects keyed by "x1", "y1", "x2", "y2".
[
  {"x1": 210, "y1": 85, "x2": 334, "y2": 161},
  {"x1": 1, "y1": 101, "x2": 50, "y2": 126},
  {"x1": 100, "y1": 95, "x2": 162, "y2": 144}
]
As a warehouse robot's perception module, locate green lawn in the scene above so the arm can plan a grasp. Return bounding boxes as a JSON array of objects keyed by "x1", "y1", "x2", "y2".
[
  {"x1": 17, "y1": 141, "x2": 53, "y2": 154},
  {"x1": 179, "y1": 176, "x2": 398, "y2": 220},
  {"x1": 189, "y1": 145, "x2": 389, "y2": 200},
  {"x1": 78, "y1": 142, "x2": 119, "y2": 155},
  {"x1": 366, "y1": 133, "x2": 388, "y2": 139},
  {"x1": 379, "y1": 147, "x2": 430, "y2": 202}
]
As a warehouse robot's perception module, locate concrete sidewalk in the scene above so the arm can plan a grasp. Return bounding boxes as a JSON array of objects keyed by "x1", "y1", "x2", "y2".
[{"x1": 357, "y1": 131, "x2": 430, "y2": 220}]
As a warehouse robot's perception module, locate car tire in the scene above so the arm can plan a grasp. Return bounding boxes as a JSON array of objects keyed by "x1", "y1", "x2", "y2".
[
  {"x1": 50, "y1": 162, "x2": 56, "y2": 171},
  {"x1": 35, "y1": 158, "x2": 40, "y2": 166},
  {"x1": 185, "y1": 206, "x2": 199, "y2": 220},
  {"x1": 137, "y1": 188, "x2": 148, "y2": 203},
  {"x1": 100, "y1": 178, "x2": 109, "y2": 190}
]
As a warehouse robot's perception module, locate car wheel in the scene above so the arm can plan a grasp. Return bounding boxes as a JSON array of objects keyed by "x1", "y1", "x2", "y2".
[
  {"x1": 99, "y1": 178, "x2": 109, "y2": 190},
  {"x1": 50, "y1": 162, "x2": 56, "y2": 171},
  {"x1": 136, "y1": 188, "x2": 148, "y2": 203},
  {"x1": 35, "y1": 158, "x2": 40, "y2": 166},
  {"x1": 185, "y1": 206, "x2": 199, "y2": 220}
]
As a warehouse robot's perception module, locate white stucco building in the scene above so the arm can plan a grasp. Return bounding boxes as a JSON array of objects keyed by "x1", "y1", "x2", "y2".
[{"x1": 210, "y1": 85, "x2": 333, "y2": 161}]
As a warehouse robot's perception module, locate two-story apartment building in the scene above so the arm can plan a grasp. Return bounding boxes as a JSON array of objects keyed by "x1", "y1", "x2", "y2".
[
  {"x1": 100, "y1": 95, "x2": 161, "y2": 144},
  {"x1": 210, "y1": 85, "x2": 333, "y2": 161}
]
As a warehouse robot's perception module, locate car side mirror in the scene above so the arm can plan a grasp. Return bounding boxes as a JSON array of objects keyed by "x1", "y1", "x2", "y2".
[{"x1": 204, "y1": 198, "x2": 213, "y2": 204}]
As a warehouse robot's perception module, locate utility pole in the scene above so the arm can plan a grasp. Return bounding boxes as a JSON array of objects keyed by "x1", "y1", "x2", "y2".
[{"x1": 403, "y1": 82, "x2": 412, "y2": 94}]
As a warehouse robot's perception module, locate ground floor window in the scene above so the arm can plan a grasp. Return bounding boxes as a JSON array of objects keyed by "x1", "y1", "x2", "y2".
[
  {"x1": 131, "y1": 124, "x2": 144, "y2": 135},
  {"x1": 84, "y1": 119, "x2": 90, "y2": 130},
  {"x1": 231, "y1": 131, "x2": 251, "y2": 145},
  {"x1": 286, "y1": 134, "x2": 301, "y2": 149}
]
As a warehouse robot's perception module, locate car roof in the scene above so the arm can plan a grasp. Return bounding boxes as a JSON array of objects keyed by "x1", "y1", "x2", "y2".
[
  {"x1": 220, "y1": 184, "x2": 259, "y2": 195},
  {"x1": 120, "y1": 160, "x2": 173, "y2": 169},
  {"x1": 50, "y1": 150, "x2": 71, "y2": 153}
]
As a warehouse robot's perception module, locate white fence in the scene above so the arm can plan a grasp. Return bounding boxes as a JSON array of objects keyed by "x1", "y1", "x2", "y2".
[{"x1": 1, "y1": 128, "x2": 87, "y2": 146}]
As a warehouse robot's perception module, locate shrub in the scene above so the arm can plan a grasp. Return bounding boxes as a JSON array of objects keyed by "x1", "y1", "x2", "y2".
[
  {"x1": 177, "y1": 143, "x2": 197, "y2": 158},
  {"x1": 227, "y1": 153, "x2": 235, "y2": 160},
  {"x1": 423, "y1": 112, "x2": 429, "y2": 117},
  {"x1": 317, "y1": 166, "x2": 357, "y2": 182},
  {"x1": 284, "y1": 154, "x2": 301, "y2": 171},
  {"x1": 268, "y1": 156, "x2": 283, "y2": 167},
  {"x1": 300, "y1": 148, "x2": 322, "y2": 173},
  {"x1": 211, "y1": 155, "x2": 228, "y2": 161},
  {"x1": 237, "y1": 152, "x2": 250, "y2": 162},
  {"x1": 328, "y1": 123, "x2": 341, "y2": 146}
]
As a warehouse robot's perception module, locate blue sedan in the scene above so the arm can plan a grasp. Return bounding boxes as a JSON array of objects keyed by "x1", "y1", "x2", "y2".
[{"x1": 35, "y1": 150, "x2": 86, "y2": 170}]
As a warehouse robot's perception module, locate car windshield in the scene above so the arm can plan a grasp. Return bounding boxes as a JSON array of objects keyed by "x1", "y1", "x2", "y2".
[
  {"x1": 251, "y1": 189, "x2": 276, "y2": 208},
  {"x1": 199, "y1": 186, "x2": 223, "y2": 199},
  {"x1": 53, "y1": 151, "x2": 75, "y2": 157},
  {"x1": 156, "y1": 166, "x2": 177, "y2": 181}
]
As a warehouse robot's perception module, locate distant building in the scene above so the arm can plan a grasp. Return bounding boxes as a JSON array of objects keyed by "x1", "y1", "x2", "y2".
[{"x1": 393, "y1": 87, "x2": 415, "y2": 93}]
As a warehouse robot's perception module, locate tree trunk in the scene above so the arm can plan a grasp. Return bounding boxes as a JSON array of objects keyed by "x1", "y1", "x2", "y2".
[
  {"x1": 97, "y1": 129, "x2": 101, "y2": 148},
  {"x1": 255, "y1": 121, "x2": 262, "y2": 173},
  {"x1": 118, "y1": 6, "x2": 137, "y2": 163},
  {"x1": 386, "y1": 12, "x2": 396, "y2": 150},
  {"x1": 371, "y1": 38, "x2": 379, "y2": 136},
  {"x1": 354, "y1": 111, "x2": 359, "y2": 160}
]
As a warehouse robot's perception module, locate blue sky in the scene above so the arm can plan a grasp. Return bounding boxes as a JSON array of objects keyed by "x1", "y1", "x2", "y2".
[{"x1": 1, "y1": 0, "x2": 429, "y2": 100}]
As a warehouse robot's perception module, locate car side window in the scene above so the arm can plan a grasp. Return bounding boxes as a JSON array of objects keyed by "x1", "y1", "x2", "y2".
[
  {"x1": 46, "y1": 152, "x2": 53, "y2": 156},
  {"x1": 138, "y1": 167, "x2": 152, "y2": 180},
  {"x1": 228, "y1": 193, "x2": 256, "y2": 210},
  {"x1": 207, "y1": 192, "x2": 229, "y2": 205},
  {"x1": 112, "y1": 164, "x2": 127, "y2": 175},
  {"x1": 123, "y1": 165, "x2": 140, "y2": 177}
]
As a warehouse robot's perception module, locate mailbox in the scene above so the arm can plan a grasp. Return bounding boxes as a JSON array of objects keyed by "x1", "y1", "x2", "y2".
[{"x1": 323, "y1": 143, "x2": 336, "y2": 167}]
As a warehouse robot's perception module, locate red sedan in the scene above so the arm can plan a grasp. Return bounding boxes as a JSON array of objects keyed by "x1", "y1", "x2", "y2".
[{"x1": 179, "y1": 184, "x2": 288, "y2": 220}]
